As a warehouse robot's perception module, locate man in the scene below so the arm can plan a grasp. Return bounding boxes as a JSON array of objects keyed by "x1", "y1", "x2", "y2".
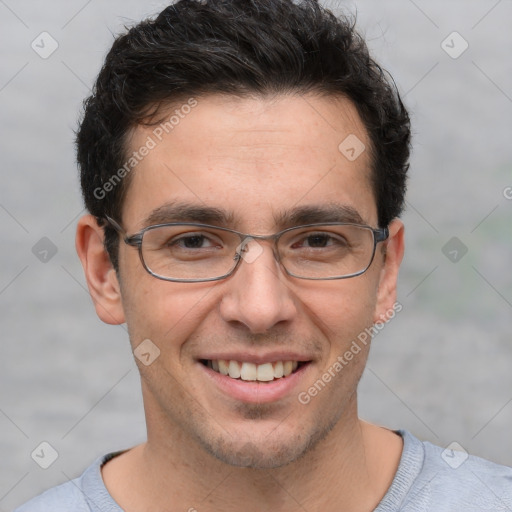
[{"x1": 16, "y1": 0, "x2": 512, "y2": 510}]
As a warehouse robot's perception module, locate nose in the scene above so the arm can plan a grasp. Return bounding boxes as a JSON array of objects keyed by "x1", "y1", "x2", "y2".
[{"x1": 219, "y1": 239, "x2": 298, "y2": 334}]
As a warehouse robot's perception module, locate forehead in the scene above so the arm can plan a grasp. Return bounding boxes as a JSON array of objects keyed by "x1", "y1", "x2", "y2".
[{"x1": 122, "y1": 93, "x2": 375, "y2": 230}]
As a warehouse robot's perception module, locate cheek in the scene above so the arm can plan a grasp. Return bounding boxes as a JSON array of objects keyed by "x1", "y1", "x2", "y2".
[
  {"x1": 301, "y1": 277, "x2": 378, "y2": 340},
  {"x1": 120, "y1": 273, "x2": 214, "y2": 353}
]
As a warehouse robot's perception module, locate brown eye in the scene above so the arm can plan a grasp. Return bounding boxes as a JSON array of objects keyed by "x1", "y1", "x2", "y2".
[{"x1": 170, "y1": 234, "x2": 213, "y2": 249}]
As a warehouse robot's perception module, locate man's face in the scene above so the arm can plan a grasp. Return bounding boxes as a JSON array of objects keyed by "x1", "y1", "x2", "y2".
[{"x1": 111, "y1": 93, "x2": 401, "y2": 468}]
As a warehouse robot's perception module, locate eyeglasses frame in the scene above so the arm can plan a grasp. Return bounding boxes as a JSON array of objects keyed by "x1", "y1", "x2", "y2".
[{"x1": 104, "y1": 215, "x2": 389, "y2": 283}]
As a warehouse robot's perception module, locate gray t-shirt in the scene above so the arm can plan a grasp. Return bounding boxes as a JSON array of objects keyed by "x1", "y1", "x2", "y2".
[{"x1": 14, "y1": 430, "x2": 512, "y2": 511}]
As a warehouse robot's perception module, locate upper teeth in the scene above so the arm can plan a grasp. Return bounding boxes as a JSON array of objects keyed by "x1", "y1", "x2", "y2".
[{"x1": 209, "y1": 360, "x2": 299, "y2": 381}]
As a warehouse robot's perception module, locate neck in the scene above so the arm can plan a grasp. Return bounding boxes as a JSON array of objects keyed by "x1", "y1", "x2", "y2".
[{"x1": 102, "y1": 396, "x2": 403, "y2": 512}]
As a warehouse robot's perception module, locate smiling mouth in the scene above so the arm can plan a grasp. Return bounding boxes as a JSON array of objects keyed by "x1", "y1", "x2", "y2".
[{"x1": 200, "y1": 359, "x2": 309, "y2": 382}]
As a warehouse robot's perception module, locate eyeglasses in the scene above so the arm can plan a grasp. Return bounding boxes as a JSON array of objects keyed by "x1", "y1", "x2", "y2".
[{"x1": 105, "y1": 216, "x2": 388, "y2": 282}]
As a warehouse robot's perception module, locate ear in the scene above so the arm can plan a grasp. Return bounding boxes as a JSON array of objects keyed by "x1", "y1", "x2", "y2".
[
  {"x1": 75, "y1": 214, "x2": 125, "y2": 325},
  {"x1": 373, "y1": 219, "x2": 404, "y2": 324}
]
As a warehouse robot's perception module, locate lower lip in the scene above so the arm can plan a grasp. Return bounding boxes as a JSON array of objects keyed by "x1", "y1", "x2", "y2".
[{"x1": 199, "y1": 362, "x2": 311, "y2": 404}]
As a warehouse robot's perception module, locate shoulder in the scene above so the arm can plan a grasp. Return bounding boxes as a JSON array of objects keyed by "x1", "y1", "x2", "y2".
[
  {"x1": 402, "y1": 431, "x2": 512, "y2": 510},
  {"x1": 423, "y1": 438, "x2": 512, "y2": 494},
  {"x1": 13, "y1": 452, "x2": 123, "y2": 512},
  {"x1": 13, "y1": 480, "x2": 89, "y2": 512}
]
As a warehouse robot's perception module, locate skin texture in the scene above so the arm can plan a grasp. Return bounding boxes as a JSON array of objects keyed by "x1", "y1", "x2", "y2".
[{"x1": 76, "y1": 93, "x2": 405, "y2": 512}]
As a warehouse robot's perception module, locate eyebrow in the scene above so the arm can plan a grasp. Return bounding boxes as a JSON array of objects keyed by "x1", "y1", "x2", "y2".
[
  {"x1": 142, "y1": 201, "x2": 366, "y2": 230},
  {"x1": 274, "y1": 203, "x2": 365, "y2": 227},
  {"x1": 143, "y1": 201, "x2": 235, "y2": 227}
]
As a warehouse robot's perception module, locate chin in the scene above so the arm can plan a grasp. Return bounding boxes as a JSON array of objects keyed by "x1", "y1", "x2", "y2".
[
  {"x1": 205, "y1": 437, "x2": 308, "y2": 469},
  {"x1": 195, "y1": 415, "x2": 338, "y2": 470}
]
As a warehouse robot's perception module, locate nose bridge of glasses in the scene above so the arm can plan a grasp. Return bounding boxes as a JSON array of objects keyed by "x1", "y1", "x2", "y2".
[{"x1": 235, "y1": 232, "x2": 281, "y2": 265}]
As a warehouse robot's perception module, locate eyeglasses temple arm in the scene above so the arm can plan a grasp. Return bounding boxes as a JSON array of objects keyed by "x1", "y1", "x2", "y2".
[
  {"x1": 375, "y1": 226, "x2": 389, "y2": 243},
  {"x1": 104, "y1": 215, "x2": 125, "y2": 235}
]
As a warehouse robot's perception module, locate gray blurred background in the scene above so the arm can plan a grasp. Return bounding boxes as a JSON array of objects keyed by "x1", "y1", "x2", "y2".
[{"x1": 1, "y1": 0, "x2": 511, "y2": 508}]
